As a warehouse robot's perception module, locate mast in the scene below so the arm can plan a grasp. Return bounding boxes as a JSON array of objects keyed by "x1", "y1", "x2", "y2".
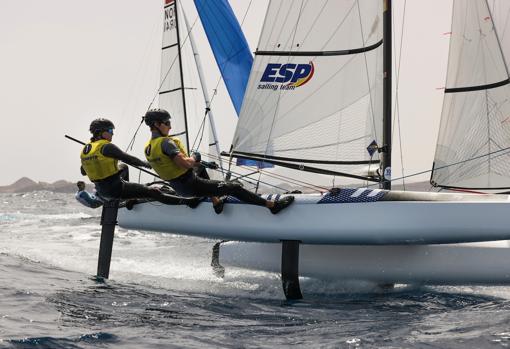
[
  {"x1": 381, "y1": 0, "x2": 392, "y2": 190},
  {"x1": 174, "y1": 0, "x2": 190, "y2": 152},
  {"x1": 181, "y1": 7, "x2": 225, "y2": 175}
]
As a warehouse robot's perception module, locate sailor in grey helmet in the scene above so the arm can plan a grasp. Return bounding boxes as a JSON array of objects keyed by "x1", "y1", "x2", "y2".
[
  {"x1": 143, "y1": 108, "x2": 295, "y2": 214},
  {"x1": 80, "y1": 117, "x2": 201, "y2": 208}
]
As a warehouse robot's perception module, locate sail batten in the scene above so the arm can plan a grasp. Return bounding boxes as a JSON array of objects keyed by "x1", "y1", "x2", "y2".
[
  {"x1": 256, "y1": 39, "x2": 383, "y2": 57},
  {"x1": 444, "y1": 77, "x2": 510, "y2": 93}
]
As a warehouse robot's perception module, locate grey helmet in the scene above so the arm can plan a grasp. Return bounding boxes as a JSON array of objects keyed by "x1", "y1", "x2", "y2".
[
  {"x1": 144, "y1": 109, "x2": 171, "y2": 126},
  {"x1": 89, "y1": 118, "x2": 114, "y2": 134}
]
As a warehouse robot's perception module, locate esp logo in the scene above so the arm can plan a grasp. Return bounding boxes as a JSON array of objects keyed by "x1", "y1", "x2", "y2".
[{"x1": 260, "y1": 62, "x2": 315, "y2": 87}]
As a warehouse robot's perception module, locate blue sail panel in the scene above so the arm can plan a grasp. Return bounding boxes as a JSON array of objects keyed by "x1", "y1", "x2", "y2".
[
  {"x1": 194, "y1": 0, "x2": 252, "y2": 115},
  {"x1": 195, "y1": 0, "x2": 271, "y2": 168}
]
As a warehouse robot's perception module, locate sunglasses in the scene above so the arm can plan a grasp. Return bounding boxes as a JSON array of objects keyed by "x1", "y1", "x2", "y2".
[
  {"x1": 106, "y1": 128, "x2": 114, "y2": 134},
  {"x1": 162, "y1": 120, "x2": 171, "y2": 126}
]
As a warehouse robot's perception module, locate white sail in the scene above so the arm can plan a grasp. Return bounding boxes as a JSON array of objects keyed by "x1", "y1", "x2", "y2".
[
  {"x1": 158, "y1": 0, "x2": 217, "y2": 157},
  {"x1": 159, "y1": 0, "x2": 189, "y2": 150},
  {"x1": 431, "y1": 0, "x2": 510, "y2": 189},
  {"x1": 229, "y1": 0, "x2": 383, "y2": 180}
]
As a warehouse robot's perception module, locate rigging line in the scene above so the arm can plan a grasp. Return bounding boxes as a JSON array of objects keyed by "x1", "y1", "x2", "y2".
[
  {"x1": 434, "y1": 0, "x2": 461, "y2": 153},
  {"x1": 437, "y1": 129, "x2": 510, "y2": 184},
  {"x1": 125, "y1": 118, "x2": 145, "y2": 152},
  {"x1": 255, "y1": 169, "x2": 330, "y2": 192},
  {"x1": 392, "y1": 0, "x2": 407, "y2": 190},
  {"x1": 201, "y1": 150, "x2": 328, "y2": 192},
  {"x1": 190, "y1": 108, "x2": 208, "y2": 151},
  {"x1": 299, "y1": 0, "x2": 330, "y2": 47},
  {"x1": 275, "y1": 0, "x2": 311, "y2": 54},
  {"x1": 119, "y1": 17, "x2": 161, "y2": 134},
  {"x1": 486, "y1": 0, "x2": 510, "y2": 79},
  {"x1": 236, "y1": 164, "x2": 329, "y2": 193},
  {"x1": 259, "y1": 0, "x2": 306, "y2": 174},
  {"x1": 356, "y1": 0, "x2": 378, "y2": 140},
  {"x1": 355, "y1": 0, "x2": 379, "y2": 181},
  {"x1": 127, "y1": 8, "x2": 199, "y2": 154},
  {"x1": 205, "y1": 164, "x2": 290, "y2": 192},
  {"x1": 481, "y1": 1, "x2": 495, "y2": 176},
  {"x1": 426, "y1": 145, "x2": 510, "y2": 187},
  {"x1": 146, "y1": 14, "x2": 200, "y2": 111},
  {"x1": 319, "y1": 1, "x2": 357, "y2": 51},
  {"x1": 208, "y1": 0, "x2": 254, "y2": 108},
  {"x1": 500, "y1": 2, "x2": 510, "y2": 41}
]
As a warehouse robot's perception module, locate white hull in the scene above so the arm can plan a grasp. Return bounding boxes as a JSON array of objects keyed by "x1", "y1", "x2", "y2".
[
  {"x1": 219, "y1": 241, "x2": 510, "y2": 284},
  {"x1": 118, "y1": 191, "x2": 510, "y2": 245}
]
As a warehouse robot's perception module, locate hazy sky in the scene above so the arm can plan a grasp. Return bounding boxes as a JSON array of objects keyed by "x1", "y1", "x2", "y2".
[{"x1": 0, "y1": 0, "x2": 451, "y2": 186}]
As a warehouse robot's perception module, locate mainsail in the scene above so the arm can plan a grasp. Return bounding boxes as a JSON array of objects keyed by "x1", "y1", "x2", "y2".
[
  {"x1": 229, "y1": 0, "x2": 383, "y2": 181},
  {"x1": 431, "y1": 0, "x2": 510, "y2": 190}
]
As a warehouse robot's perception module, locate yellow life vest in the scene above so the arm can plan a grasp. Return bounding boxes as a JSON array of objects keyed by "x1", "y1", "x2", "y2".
[
  {"x1": 80, "y1": 139, "x2": 119, "y2": 181},
  {"x1": 144, "y1": 136, "x2": 188, "y2": 180}
]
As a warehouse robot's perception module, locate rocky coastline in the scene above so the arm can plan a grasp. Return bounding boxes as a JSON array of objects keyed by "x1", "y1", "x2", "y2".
[{"x1": 0, "y1": 177, "x2": 77, "y2": 194}]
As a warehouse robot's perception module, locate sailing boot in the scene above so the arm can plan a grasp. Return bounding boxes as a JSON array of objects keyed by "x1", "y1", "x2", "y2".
[
  {"x1": 270, "y1": 196, "x2": 295, "y2": 214},
  {"x1": 213, "y1": 196, "x2": 226, "y2": 215}
]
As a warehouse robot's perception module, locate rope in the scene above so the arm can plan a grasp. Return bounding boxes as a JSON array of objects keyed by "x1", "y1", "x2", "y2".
[
  {"x1": 190, "y1": 108, "x2": 208, "y2": 152},
  {"x1": 200, "y1": 150, "x2": 329, "y2": 192},
  {"x1": 367, "y1": 145, "x2": 510, "y2": 188},
  {"x1": 392, "y1": 0, "x2": 408, "y2": 190},
  {"x1": 355, "y1": 0, "x2": 379, "y2": 158},
  {"x1": 125, "y1": 118, "x2": 145, "y2": 152},
  {"x1": 146, "y1": 16, "x2": 200, "y2": 112}
]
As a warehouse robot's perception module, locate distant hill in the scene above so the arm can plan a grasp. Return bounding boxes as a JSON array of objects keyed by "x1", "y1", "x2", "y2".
[{"x1": 0, "y1": 177, "x2": 77, "y2": 193}]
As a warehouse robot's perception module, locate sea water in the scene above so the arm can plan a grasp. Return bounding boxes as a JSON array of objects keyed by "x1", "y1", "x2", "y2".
[{"x1": 1, "y1": 192, "x2": 510, "y2": 348}]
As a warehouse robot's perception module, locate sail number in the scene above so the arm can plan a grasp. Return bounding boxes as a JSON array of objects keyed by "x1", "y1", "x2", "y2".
[{"x1": 164, "y1": 6, "x2": 176, "y2": 32}]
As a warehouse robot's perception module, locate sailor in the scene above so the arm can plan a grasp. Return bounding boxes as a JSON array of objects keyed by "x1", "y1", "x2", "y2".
[
  {"x1": 143, "y1": 109, "x2": 294, "y2": 214},
  {"x1": 75, "y1": 181, "x2": 103, "y2": 208},
  {"x1": 80, "y1": 118, "x2": 201, "y2": 207}
]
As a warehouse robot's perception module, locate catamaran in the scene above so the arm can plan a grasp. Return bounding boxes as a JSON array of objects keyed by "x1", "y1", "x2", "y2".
[{"x1": 117, "y1": 0, "x2": 510, "y2": 299}]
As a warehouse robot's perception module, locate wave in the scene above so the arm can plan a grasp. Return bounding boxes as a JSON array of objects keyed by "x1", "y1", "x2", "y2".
[{"x1": 5, "y1": 332, "x2": 118, "y2": 348}]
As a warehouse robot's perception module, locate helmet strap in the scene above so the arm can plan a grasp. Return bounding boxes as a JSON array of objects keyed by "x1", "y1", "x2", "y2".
[{"x1": 155, "y1": 123, "x2": 166, "y2": 137}]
